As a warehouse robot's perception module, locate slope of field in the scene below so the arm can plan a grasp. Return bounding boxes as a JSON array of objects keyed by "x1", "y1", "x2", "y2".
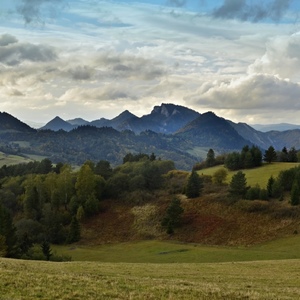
[
  {"x1": 1, "y1": 257, "x2": 300, "y2": 299},
  {"x1": 199, "y1": 162, "x2": 300, "y2": 188}
]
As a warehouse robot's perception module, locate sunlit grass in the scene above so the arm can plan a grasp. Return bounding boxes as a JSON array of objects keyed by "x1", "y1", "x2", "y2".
[{"x1": 199, "y1": 162, "x2": 300, "y2": 188}]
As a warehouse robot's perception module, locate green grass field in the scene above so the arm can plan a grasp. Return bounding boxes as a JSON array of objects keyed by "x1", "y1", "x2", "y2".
[
  {"x1": 1, "y1": 257, "x2": 300, "y2": 299},
  {"x1": 52, "y1": 235, "x2": 300, "y2": 264},
  {"x1": 199, "y1": 162, "x2": 300, "y2": 188}
]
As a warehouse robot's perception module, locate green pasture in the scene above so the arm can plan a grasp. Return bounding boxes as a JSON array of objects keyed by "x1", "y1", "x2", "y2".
[
  {"x1": 199, "y1": 162, "x2": 300, "y2": 188},
  {"x1": 1, "y1": 257, "x2": 300, "y2": 299},
  {"x1": 0, "y1": 151, "x2": 32, "y2": 167},
  {"x1": 53, "y1": 235, "x2": 300, "y2": 264}
]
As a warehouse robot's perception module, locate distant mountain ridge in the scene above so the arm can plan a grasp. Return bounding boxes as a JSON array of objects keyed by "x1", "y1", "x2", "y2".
[
  {"x1": 2, "y1": 105, "x2": 300, "y2": 170},
  {"x1": 41, "y1": 103, "x2": 201, "y2": 133}
]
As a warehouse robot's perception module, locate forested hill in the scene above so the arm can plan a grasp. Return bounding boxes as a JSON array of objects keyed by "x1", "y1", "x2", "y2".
[{"x1": 0, "y1": 112, "x2": 35, "y2": 133}]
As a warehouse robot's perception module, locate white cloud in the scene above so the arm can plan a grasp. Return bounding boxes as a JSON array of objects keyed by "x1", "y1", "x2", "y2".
[
  {"x1": 248, "y1": 33, "x2": 300, "y2": 80},
  {"x1": 1, "y1": 1, "x2": 300, "y2": 124}
]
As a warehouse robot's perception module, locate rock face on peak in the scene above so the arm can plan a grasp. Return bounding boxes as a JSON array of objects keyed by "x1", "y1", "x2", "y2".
[{"x1": 128, "y1": 103, "x2": 200, "y2": 134}]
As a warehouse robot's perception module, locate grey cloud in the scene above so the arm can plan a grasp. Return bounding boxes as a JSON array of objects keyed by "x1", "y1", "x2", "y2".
[
  {"x1": 96, "y1": 53, "x2": 167, "y2": 80},
  {"x1": 16, "y1": 0, "x2": 66, "y2": 24},
  {"x1": 68, "y1": 66, "x2": 93, "y2": 81},
  {"x1": 0, "y1": 35, "x2": 57, "y2": 65},
  {"x1": 212, "y1": 0, "x2": 292, "y2": 22},
  {"x1": 0, "y1": 34, "x2": 18, "y2": 46}
]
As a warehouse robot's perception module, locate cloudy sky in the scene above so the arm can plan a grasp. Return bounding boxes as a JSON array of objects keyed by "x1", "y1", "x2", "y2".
[{"x1": 1, "y1": 0, "x2": 300, "y2": 126}]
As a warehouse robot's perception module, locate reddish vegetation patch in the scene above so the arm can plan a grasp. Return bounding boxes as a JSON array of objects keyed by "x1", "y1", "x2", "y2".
[
  {"x1": 80, "y1": 201, "x2": 135, "y2": 245},
  {"x1": 79, "y1": 191, "x2": 300, "y2": 247}
]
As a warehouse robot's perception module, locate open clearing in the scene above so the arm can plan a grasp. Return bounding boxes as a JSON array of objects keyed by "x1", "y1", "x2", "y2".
[{"x1": 1, "y1": 257, "x2": 300, "y2": 299}]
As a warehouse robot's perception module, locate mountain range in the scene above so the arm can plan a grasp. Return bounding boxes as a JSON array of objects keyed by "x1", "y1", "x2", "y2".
[{"x1": 1, "y1": 103, "x2": 300, "y2": 169}]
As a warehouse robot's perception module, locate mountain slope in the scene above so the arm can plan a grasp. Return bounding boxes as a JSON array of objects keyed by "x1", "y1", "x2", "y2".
[
  {"x1": 176, "y1": 111, "x2": 250, "y2": 149},
  {"x1": 40, "y1": 116, "x2": 74, "y2": 132},
  {"x1": 0, "y1": 112, "x2": 35, "y2": 133}
]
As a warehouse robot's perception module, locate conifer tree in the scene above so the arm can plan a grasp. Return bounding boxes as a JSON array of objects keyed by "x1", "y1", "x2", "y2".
[{"x1": 186, "y1": 170, "x2": 203, "y2": 198}]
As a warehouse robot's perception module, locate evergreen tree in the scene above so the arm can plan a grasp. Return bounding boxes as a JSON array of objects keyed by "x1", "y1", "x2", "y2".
[
  {"x1": 206, "y1": 149, "x2": 216, "y2": 167},
  {"x1": 67, "y1": 216, "x2": 81, "y2": 243},
  {"x1": 41, "y1": 240, "x2": 52, "y2": 261},
  {"x1": 291, "y1": 181, "x2": 300, "y2": 206},
  {"x1": 186, "y1": 170, "x2": 203, "y2": 198},
  {"x1": 263, "y1": 146, "x2": 277, "y2": 163},
  {"x1": 229, "y1": 171, "x2": 247, "y2": 197},
  {"x1": 161, "y1": 197, "x2": 184, "y2": 234}
]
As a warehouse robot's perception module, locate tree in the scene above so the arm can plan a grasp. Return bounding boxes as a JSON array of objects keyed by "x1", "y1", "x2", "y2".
[
  {"x1": 291, "y1": 181, "x2": 300, "y2": 206},
  {"x1": 67, "y1": 216, "x2": 80, "y2": 243},
  {"x1": 206, "y1": 149, "x2": 215, "y2": 167},
  {"x1": 267, "y1": 176, "x2": 275, "y2": 197},
  {"x1": 95, "y1": 160, "x2": 113, "y2": 180},
  {"x1": 75, "y1": 163, "x2": 97, "y2": 205},
  {"x1": 224, "y1": 152, "x2": 241, "y2": 170},
  {"x1": 288, "y1": 147, "x2": 298, "y2": 162},
  {"x1": 161, "y1": 197, "x2": 184, "y2": 234},
  {"x1": 212, "y1": 168, "x2": 228, "y2": 185},
  {"x1": 263, "y1": 146, "x2": 277, "y2": 163},
  {"x1": 186, "y1": 170, "x2": 203, "y2": 198},
  {"x1": 229, "y1": 171, "x2": 247, "y2": 197},
  {"x1": 41, "y1": 240, "x2": 52, "y2": 261}
]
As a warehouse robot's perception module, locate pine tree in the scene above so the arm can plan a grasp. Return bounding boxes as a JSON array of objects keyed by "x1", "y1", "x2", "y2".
[
  {"x1": 41, "y1": 240, "x2": 52, "y2": 261},
  {"x1": 161, "y1": 197, "x2": 184, "y2": 234},
  {"x1": 229, "y1": 171, "x2": 247, "y2": 197},
  {"x1": 263, "y1": 146, "x2": 277, "y2": 163},
  {"x1": 186, "y1": 170, "x2": 203, "y2": 198}
]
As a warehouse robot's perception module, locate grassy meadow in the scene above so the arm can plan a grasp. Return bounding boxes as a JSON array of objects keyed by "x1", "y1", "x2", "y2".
[
  {"x1": 52, "y1": 235, "x2": 300, "y2": 263},
  {"x1": 0, "y1": 151, "x2": 32, "y2": 167},
  {"x1": 199, "y1": 162, "x2": 300, "y2": 188},
  {"x1": 1, "y1": 257, "x2": 300, "y2": 299}
]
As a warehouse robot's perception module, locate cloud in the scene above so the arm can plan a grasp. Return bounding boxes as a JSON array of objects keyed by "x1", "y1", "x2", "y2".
[
  {"x1": 68, "y1": 66, "x2": 94, "y2": 81},
  {"x1": 212, "y1": 0, "x2": 292, "y2": 22},
  {"x1": 249, "y1": 33, "x2": 300, "y2": 79},
  {"x1": 0, "y1": 34, "x2": 57, "y2": 65},
  {"x1": 167, "y1": 0, "x2": 187, "y2": 7},
  {"x1": 0, "y1": 34, "x2": 18, "y2": 46},
  {"x1": 15, "y1": 0, "x2": 66, "y2": 24},
  {"x1": 59, "y1": 85, "x2": 136, "y2": 103},
  {"x1": 186, "y1": 74, "x2": 300, "y2": 111}
]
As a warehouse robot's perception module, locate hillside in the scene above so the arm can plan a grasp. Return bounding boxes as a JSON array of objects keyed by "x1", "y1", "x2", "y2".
[
  {"x1": 0, "y1": 112, "x2": 35, "y2": 133},
  {"x1": 79, "y1": 185, "x2": 300, "y2": 247}
]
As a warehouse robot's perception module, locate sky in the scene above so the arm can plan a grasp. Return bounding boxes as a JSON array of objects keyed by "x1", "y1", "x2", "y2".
[{"x1": 1, "y1": 0, "x2": 300, "y2": 126}]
